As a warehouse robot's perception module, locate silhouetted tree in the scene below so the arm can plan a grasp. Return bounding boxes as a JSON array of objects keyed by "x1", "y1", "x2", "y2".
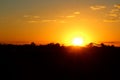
[
  {"x1": 55, "y1": 43, "x2": 60, "y2": 47},
  {"x1": 1, "y1": 43, "x2": 120, "y2": 80},
  {"x1": 111, "y1": 45, "x2": 115, "y2": 47},
  {"x1": 47, "y1": 43, "x2": 55, "y2": 46},
  {"x1": 100, "y1": 43, "x2": 106, "y2": 47},
  {"x1": 87, "y1": 42, "x2": 94, "y2": 47},
  {"x1": 30, "y1": 42, "x2": 36, "y2": 46}
]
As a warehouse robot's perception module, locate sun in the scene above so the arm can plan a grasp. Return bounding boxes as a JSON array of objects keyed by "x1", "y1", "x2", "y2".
[{"x1": 72, "y1": 37, "x2": 84, "y2": 46}]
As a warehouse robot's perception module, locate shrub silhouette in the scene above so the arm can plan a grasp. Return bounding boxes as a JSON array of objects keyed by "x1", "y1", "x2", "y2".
[{"x1": 0, "y1": 43, "x2": 120, "y2": 80}]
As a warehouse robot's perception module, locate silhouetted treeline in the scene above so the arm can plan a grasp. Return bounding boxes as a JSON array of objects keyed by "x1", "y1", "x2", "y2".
[{"x1": 0, "y1": 43, "x2": 120, "y2": 80}]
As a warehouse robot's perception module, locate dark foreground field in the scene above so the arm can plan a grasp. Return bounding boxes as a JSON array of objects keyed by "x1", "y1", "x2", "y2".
[{"x1": 1, "y1": 44, "x2": 120, "y2": 80}]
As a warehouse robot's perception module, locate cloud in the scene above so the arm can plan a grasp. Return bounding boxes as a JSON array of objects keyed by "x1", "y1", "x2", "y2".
[
  {"x1": 66, "y1": 11, "x2": 80, "y2": 18},
  {"x1": 66, "y1": 15, "x2": 75, "y2": 18},
  {"x1": 74, "y1": 12, "x2": 80, "y2": 15},
  {"x1": 90, "y1": 5, "x2": 106, "y2": 10},
  {"x1": 24, "y1": 15, "x2": 31, "y2": 18},
  {"x1": 27, "y1": 20, "x2": 57, "y2": 23},
  {"x1": 104, "y1": 4, "x2": 120, "y2": 23},
  {"x1": 108, "y1": 13, "x2": 118, "y2": 17},
  {"x1": 104, "y1": 13, "x2": 120, "y2": 23},
  {"x1": 27, "y1": 20, "x2": 39, "y2": 23},
  {"x1": 33, "y1": 16, "x2": 40, "y2": 19},
  {"x1": 59, "y1": 20, "x2": 67, "y2": 23},
  {"x1": 110, "y1": 9, "x2": 120, "y2": 13},
  {"x1": 24, "y1": 15, "x2": 57, "y2": 23},
  {"x1": 25, "y1": 11, "x2": 80, "y2": 24},
  {"x1": 24, "y1": 15, "x2": 40, "y2": 19},
  {"x1": 24, "y1": 15, "x2": 41, "y2": 23},
  {"x1": 59, "y1": 11, "x2": 80, "y2": 18},
  {"x1": 114, "y1": 4, "x2": 120, "y2": 9},
  {"x1": 41, "y1": 20, "x2": 57, "y2": 23},
  {"x1": 104, "y1": 19, "x2": 120, "y2": 22}
]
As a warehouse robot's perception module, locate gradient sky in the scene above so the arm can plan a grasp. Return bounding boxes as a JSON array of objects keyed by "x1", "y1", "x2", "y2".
[{"x1": 0, "y1": 0, "x2": 120, "y2": 45}]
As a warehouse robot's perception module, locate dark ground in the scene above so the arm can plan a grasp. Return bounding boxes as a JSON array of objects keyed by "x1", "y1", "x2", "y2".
[{"x1": 0, "y1": 44, "x2": 120, "y2": 80}]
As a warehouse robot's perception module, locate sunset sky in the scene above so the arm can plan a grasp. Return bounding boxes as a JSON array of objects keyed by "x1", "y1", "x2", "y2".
[{"x1": 0, "y1": 0, "x2": 120, "y2": 46}]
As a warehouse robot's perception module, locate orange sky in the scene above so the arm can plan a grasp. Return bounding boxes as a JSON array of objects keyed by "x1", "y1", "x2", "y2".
[{"x1": 0, "y1": 0, "x2": 120, "y2": 46}]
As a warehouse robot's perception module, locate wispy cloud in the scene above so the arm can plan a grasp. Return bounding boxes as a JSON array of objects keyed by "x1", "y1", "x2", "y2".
[
  {"x1": 66, "y1": 15, "x2": 75, "y2": 18},
  {"x1": 24, "y1": 15, "x2": 31, "y2": 18},
  {"x1": 24, "y1": 15, "x2": 40, "y2": 19},
  {"x1": 33, "y1": 16, "x2": 40, "y2": 19},
  {"x1": 90, "y1": 5, "x2": 106, "y2": 10},
  {"x1": 108, "y1": 13, "x2": 118, "y2": 17},
  {"x1": 24, "y1": 11, "x2": 80, "y2": 24},
  {"x1": 59, "y1": 11, "x2": 80, "y2": 19},
  {"x1": 27, "y1": 20, "x2": 39, "y2": 23},
  {"x1": 104, "y1": 4, "x2": 120, "y2": 23},
  {"x1": 27, "y1": 20, "x2": 57, "y2": 23},
  {"x1": 41, "y1": 20, "x2": 57, "y2": 23},
  {"x1": 114, "y1": 4, "x2": 120, "y2": 9},
  {"x1": 104, "y1": 19, "x2": 120, "y2": 22},
  {"x1": 24, "y1": 15, "x2": 41, "y2": 23},
  {"x1": 73, "y1": 12, "x2": 80, "y2": 15},
  {"x1": 58, "y1": 20, "x2": 67, "y2": 23},
  {"x1": 110, "y1": 9, "x2": 119, "y2": 13},
  {"x1": 104, "y1": 13, "x2": 120, "y2": 23}
]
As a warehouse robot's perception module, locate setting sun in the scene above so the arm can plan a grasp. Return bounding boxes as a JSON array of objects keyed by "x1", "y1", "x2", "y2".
[{"x1": 72, "y1": 38, "x2": 84, "y2": 46}]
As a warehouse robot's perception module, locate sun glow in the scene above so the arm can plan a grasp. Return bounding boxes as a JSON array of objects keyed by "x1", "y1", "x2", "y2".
[
  {"x1": 63, "y1": 30, "x2": 92, "y2": 46},
  {"x1": 72, "y1": 37, "x2": 84, "y2": 46}
]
